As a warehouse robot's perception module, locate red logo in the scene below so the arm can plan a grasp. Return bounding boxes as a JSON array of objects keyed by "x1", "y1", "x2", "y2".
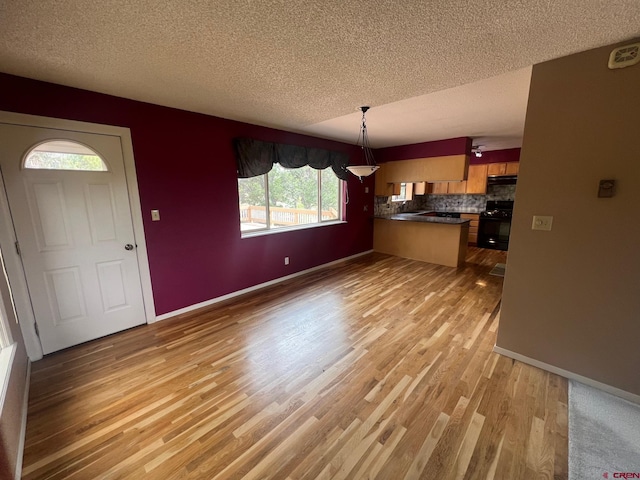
[{"x1": 604, "y1": 474, "x2": 609, "y2": 479}]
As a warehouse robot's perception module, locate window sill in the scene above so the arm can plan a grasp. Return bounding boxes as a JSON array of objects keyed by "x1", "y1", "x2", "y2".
[{"x1": 241, "y1": 220, "x2": 347, "y2": 239}]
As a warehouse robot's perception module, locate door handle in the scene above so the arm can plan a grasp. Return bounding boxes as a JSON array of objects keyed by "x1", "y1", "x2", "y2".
[{"x1": 125, "y1": 244, "x2": 134, "y2": 251}]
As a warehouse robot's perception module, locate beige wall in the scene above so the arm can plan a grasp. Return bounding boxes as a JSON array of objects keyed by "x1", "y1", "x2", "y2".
[{"x1": 497, "y1": 39, "x2": 640, "y2": 395}]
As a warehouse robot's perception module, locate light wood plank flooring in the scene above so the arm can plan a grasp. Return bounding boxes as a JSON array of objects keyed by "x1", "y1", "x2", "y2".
[{"x1": 22, "y1": 248, "x2": 568, "y2": 479}]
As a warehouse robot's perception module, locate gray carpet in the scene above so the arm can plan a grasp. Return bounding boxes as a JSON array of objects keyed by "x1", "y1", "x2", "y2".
[
  {"x1": 569, "y1": 380, "x2": 640, "y2": 480},
  {"x1": 489, "y1": 263, "x2": 506, "y2": 277}
]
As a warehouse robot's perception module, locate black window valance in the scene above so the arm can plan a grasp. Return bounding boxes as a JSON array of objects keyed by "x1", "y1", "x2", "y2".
[{"x1": 233, "y1": 137, "x2": 350, "y2": 181}]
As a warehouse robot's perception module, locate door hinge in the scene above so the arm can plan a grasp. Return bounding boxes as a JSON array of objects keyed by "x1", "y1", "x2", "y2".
[
  {"x1": 15, "y1": 241, "x2": 20, "y2": 256},
  {"x1": 34, "y1": 322, "x2": 40, "y2": 337}
]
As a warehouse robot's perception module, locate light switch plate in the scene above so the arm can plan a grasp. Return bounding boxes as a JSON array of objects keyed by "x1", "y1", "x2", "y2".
[
  {"x1": 532, "y1": 215, "x2": 553, "y2": 231},
  {"x1": 151, "y1": 209, "x2": 160, "y2": 221}
]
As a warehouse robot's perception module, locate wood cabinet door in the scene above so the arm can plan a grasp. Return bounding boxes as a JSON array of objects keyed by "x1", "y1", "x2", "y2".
[
  {"x1": 413, "y1": 182, "x2": 427, "y2": 195},
  {"x1": 466, "y1": 164, "x2": 488, "y2": 193},
  {"x1": 460, "y1": 214, "x2": 479, "y2": 244},
  {"x1": 505, "y1": 162, "x2": 519, "y2": 175},
  {"x1": 431, "y1": 182, "x2": 449, "y2": 194},
  {"x1": 447, "y1": 181, "x2": 467, "y2": 194},
  {"x1": 487, "y1": 163, "x2": 507, "y2": 175},
  {"x1": 374, "y1": 164, "x2": 394, "y2": 196}
]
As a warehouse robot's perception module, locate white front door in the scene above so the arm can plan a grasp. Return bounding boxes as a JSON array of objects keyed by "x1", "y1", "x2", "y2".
[{"x1": 0, "y1": 123, "x2": 146, "y2": 354}]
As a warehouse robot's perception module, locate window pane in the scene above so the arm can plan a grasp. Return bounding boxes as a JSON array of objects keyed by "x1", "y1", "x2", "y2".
[
  {"x1": 321, "y1": 168, "x2": 340, "y2": 221},
  {"x1": 268, "y1": 164, "x2": 318, "y2": 229},
  {"x1": 238, "y1": 175, "x2": 267, "y2": 232},
  {"x1": 392, "y1": 183, "x2": 408, "y2": 202},
  {"x1": 24, "y1": 141, "x2": 108, "y2": 171}
]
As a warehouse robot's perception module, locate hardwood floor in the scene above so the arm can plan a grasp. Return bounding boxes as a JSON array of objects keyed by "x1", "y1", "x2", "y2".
[{"x1": 22, "y1": 248, "x2": 568, "y2": 479}]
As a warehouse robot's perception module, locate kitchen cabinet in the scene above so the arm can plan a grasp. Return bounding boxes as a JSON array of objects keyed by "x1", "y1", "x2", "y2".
[
  {"x1": 374, "y1": 154, "x2": 469, "y2": 196},
  {"x1": 374, "y1": 218, "x2": 469, "y2": 267},
  {"x1": 466, "y1": 164, "x2": 488, "y2": 194},
  {"x1": 505, "y1": 162, "x2": 519, "y2": 175},
  {"x1": 413, "y1": 182, "x2": 427, "y2": 195},
  {"x1": 487, "y1": 163, "x2": 506, "y2": 175},
  {"x1": 378, "y1": 159, "x2": 517, "y2": 196},
  {"x1": 461, "y1": 213, "x2": 480, "y2": 244},
  {"x1": 374, "y1": 164, "x2": 394, "y2": 196},
  {"x1": 430, "y1": 182, "x2": 449, "y2": 194},
  {"x1": 447, "y1": 181, "x2": 467, "y2": 194},
  {"x1": 487, "y1": 162, "x2": 519, "y2": 176},
  {"x1": 428, "y1": 164, "x2": 486, "y2": 195}
]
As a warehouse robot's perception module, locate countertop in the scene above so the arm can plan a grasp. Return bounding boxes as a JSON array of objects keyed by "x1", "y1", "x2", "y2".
[{"x1": 374, "y1": 212, "x2": 471, "y2": 225}]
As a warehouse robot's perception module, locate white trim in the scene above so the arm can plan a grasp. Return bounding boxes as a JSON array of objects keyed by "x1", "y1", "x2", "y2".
[
  {"x1": 0, "y1": 343, "x2": 16, "y2": 410},
  {"x1": 14, "y1": 360, "x2": 30, "y2": 480},
  {"x1": 241, "y1": 220, "x2": 347, "y2": 238},
  {"x1": 493, "y1": 345, "x2": 640, "y2": 405},
  {"x1": 0, "y1": 110, "x2": 156, "y2": 357},
  {"x1": 0, "y1": 168, "x2": 41, "y2": 360},
  {"x1": 119, "y1": 129, "x2": 156, "y2": 324},
  {"x1": 156, "y1": 250, "x2": 374, "y2": 321}
]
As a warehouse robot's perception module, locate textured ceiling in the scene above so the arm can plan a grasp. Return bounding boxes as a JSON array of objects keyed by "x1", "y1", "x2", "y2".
[{"x1": 1, "y1": 1, "x2": 639, "y2": 150}]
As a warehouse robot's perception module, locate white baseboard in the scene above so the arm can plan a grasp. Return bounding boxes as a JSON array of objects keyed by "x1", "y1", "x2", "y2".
[
  {"x1": 14, "y1": 360, "x2": 30, "y2": 480},
  {"x1": 155, "y1": 250, "x2": 374, "y2": 322},
  {"x1": 493, "y1": 345, "x2": 640, "y2": 405}
]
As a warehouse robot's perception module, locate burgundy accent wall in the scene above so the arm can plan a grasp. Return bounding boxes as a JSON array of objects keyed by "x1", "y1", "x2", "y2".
[
  {"x1": 376, "y1": 137, "x2": 471, "y2": 163},
  {"x1": 0, "y1": 73, "x2": 373, "y2": 315},
  {"x1": 471, "y1": 148, "x2": 521, "y2": 165}
]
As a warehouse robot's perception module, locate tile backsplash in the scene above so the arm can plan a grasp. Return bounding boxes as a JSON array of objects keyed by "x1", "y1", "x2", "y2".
[
  {"x1": 374, "y1": 196, "x2": 423, "y2": 216},
  {"x1": 374, "y1": 184, "x2": 516, "y2": 215},
  {"x1": 424, "y1": 194, "x2": 486, "y2": 213}
]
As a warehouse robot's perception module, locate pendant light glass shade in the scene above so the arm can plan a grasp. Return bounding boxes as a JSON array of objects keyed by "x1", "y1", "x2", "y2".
[
  {"x1": 345, "y1": 165, "x2": 379, "y2": 178},
  {"x1": 346, "y1": 106, "x2": 379, "y2": 181}
]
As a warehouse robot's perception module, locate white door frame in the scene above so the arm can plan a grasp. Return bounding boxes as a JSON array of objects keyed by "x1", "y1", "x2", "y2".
[{"x1": 0, "y1": 111, "x2": 156, "y2": 361}]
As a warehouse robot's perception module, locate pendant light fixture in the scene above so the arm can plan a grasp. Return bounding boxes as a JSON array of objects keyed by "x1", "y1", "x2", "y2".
[{"x1": 346, "y1": 106, "x2": 379, "y2": 181}]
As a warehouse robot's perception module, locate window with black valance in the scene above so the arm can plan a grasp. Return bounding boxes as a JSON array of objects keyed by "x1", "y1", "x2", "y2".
[{"x1": 233, "y1": 137, "x2": 350, "y2": 181}]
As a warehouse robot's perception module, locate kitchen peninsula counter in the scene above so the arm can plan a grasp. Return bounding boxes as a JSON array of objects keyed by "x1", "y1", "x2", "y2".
[
  {"x1": 373, "y1": 213, "x2": 469, "y2": 267},
  {"x1": 374, "y1": 213, "x2": 471, "y2": 225}
]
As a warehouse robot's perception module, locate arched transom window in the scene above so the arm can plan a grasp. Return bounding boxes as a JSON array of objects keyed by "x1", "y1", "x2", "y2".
[{"x1": 23, "y1": 140, "x2": 108, "y2": 171}]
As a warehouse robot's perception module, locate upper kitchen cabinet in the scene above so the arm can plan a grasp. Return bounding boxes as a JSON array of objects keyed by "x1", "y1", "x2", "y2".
[
  {"x1": 487, "y1": 162, "x2": 519, "y2": 176},
  {"x1": 413, "y1": 182, "x2": 427, "y2": 195},
  {"x1": 447, "y1": 181, "x2": 467, "y2": 194},
  {"x1": 465, "y1": 164, "x2": 488, "y2": 194},
  {"x1": 374, "y1": 164, "x2": 394, "y2": 196},
  {"x1": 374, "y1": 154, "x2": 469, "y2": 196},
  {"x1": 505, "y1": 162, "x2": 519, "y2": 175},
  {"x1": 428, "y1": 163, "x2": 487, "y2": 194},
  {"x1": 430, "y1": 182, "x2": 449, "y2": 194}
]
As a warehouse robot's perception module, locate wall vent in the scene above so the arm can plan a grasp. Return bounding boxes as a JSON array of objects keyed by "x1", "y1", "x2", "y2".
[{"x1": 608, "y1": 43, "x2": 640, "y2": 69}]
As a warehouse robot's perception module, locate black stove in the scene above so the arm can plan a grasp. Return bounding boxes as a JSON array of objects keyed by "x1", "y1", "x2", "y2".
[
  {"x1": 478, "y1": 201, "x2": 514, "y2": 251},
  {"x1": 481, "y1": 200, "x2": 514, "y2": 218}
]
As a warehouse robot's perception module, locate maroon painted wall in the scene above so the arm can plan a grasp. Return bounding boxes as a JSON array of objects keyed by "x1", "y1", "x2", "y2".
[
  {"x1": 0, "y1": 73, "x2": 373, "y2": 316},
  {"x1": 470, "y1": 147, "x2": 521, "y2": 165},
  {"x1": 376, "y1": 137, "x2": 471, "y2": 163}
]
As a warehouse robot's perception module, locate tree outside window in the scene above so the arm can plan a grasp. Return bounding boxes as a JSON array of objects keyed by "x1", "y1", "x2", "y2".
[{"x1": 238, "y1": 164, "x2": 342, "y2": 233}]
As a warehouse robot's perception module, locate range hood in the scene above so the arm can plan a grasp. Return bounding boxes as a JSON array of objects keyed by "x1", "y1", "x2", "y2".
[{"x1": 487, "y1": 175, "x2": 517, "y2": 186}]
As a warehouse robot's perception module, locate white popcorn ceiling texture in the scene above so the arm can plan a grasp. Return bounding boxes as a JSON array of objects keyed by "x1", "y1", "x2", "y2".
[{"x1": 1, "y1": 1, "x2": 639, "y2": 150}]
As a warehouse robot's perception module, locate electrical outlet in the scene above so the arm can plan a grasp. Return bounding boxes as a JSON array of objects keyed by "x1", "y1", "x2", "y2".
[
  {"x1": 151, "y1": 210, "x2": 160, "y2": 221},
  {"x1": 284, "y1": 257, "x2": 289, "y2": 265},
  {"x1": 532, "y1": 215, "x2": 553, "y2": 231}
]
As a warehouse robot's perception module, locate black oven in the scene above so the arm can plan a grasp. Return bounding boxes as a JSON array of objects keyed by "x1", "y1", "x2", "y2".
[{"x1": 478, "y1": 201, "x2": 514, "y2": 251}]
